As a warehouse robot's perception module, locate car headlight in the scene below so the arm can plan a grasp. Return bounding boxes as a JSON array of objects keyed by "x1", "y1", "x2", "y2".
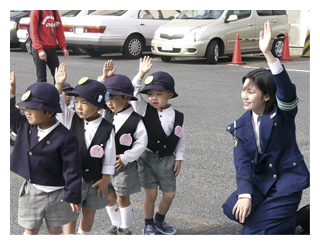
[
  {"x1": 184, "y1": 26, "x2": 207, "y2": 41},
  {"x1": 10, "y1": 21, "x2": 17, "y2": 30},
  {"x1": 153, "y1": 27, "x2": 162, "y2": 39}
]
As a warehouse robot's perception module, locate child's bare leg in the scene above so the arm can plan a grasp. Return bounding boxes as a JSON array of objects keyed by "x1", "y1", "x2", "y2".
[
  {"x1": 24, "y1": 227, "x2": 41, "y2": 235},
  {"x1": 63, "y1": 219, "x2": 77, "y2": 234},
  {"x1": 107, "y1": 191, "x2": 117, "y2": 207},
  {"x1": 143, "y1": 188, "x2": 158, "y2": 219},
  {"x1": 158, "y1": 191, "x2": 175, "y2": 216},
  {"x1": 117, "y1": 195, "x2": 130, "y2": 208},
  {"x1": 80, "y1": 207, "x2": 96, "y2": 232},
  {"x1": 47, "y1": 225, "x2": 63, "y2": 235}
]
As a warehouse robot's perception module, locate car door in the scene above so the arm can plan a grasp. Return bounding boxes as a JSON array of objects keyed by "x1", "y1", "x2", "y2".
[
  {"x1": 225, "y1": 10, "x2": 257, "y2": 53},
  {"x1": 137, "y1": 10, "x2": 179, "y2": 46}
]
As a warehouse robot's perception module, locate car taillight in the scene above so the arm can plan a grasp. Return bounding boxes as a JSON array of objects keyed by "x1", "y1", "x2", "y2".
[
  {"x1": 63, "y1": 25, "x2": 73, "y2": 32},
  {"x1": 83, "y1": 26, "x2": 106, "y2": 33},
  {"x1": 19, "y1": 23, "x2": 28, "y2": 30}
]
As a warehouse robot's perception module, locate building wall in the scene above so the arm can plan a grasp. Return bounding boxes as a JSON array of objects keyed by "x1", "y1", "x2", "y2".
[{"x1": 287, "y1": 10, "x2": 310, "y2": 47}]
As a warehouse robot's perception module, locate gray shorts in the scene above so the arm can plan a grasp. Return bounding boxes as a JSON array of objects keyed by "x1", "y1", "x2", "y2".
[
  {"x1": 138, "y1": 150, "x2": 176, "y2": 193},
  {"x1": 108, "y1": 160, "x2": 141, "y2": 196},
  {"x1": 81, "y1": 178, "x2": 109, "y2": 210},
  {"x1": 18, "y1": 180, "x2": 78, "y2": 230}
]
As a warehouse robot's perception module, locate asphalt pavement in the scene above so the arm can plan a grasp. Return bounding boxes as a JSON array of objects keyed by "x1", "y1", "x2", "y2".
[{"x1": 9, "y1": 48, "x2": 312, "y2": 241}]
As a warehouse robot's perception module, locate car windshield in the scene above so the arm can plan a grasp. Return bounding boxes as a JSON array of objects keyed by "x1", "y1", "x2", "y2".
[
  {"x1": 89, "y1": 10, "x2": 126, "y2": 16},
  {"x1": 59, "y1": 10, "x2": 81, "y2": 17},
  {"x1": 178, "y1": 10, "x2": 224, "y2": 19}
]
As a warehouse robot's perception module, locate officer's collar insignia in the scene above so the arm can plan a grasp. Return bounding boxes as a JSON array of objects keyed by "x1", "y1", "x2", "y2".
[
  {"x1": 145, "y1": 75, "x2": 154, "y2": 85},
  {"x1": 269, "y1": 112, "x2": 276, "y2": 119},
  {"x1": 21, "y1": 90, "x2": 31, "y2": 101},
  {"x1": 78, "y1": 77, "x2": 89, "y2": 85}
]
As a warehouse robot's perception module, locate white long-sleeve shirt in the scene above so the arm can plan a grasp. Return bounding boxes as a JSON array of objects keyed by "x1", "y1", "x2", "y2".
[
  {"x1": 100, "y1": 106, "x2": 148, "y2": 165},
  {"x1": 56, "y1": 92, "x2": 115, "y2": 176},
  {"x1": 130, "y1": 76, "x2": 185, "y2": 161}
]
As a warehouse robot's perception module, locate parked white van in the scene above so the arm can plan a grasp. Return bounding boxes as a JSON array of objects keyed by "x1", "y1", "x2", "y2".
[{"x1": 151, "y1": 10, "x2": 289, "y2": 64}]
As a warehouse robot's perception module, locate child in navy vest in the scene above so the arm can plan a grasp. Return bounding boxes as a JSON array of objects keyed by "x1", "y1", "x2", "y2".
[
  {"x1": 10, "y1": 72, "x2": 82, "y2": 235},
  {"x1": 131, "y1": 56, "x2": 185, "y2": 235},
  {"x1": 97, "y1": 69, "x2": 147, "y2": 235},
  {"x1": 55, "y1": 63, "x2": 116, "y2": 235}
]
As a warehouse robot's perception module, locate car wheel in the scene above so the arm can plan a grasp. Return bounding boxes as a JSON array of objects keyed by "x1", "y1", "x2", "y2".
[
  {"x1": 84, "y1": 49, "x2": 104, "y2": 57},
  {"x1": 123, "y1": 34, "x2": 144, "y2": 59},
  {"x1": 271, "y1": 38, "x2": 284, "y2": 59},
  {"x1": 19, "y1": 42, "x2": 27, "y2": 52},
  {"x1": 160, "y1": 56, "x2": 172, "y2": 62},
  {"x1": 206, "y1": 40, "x2": 219, "y2": 64},
  {"x1": 72, "y1": 46, "x2": 87, "y2": 55}
]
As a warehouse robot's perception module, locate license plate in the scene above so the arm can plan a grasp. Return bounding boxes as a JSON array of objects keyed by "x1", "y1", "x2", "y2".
[
  {"x1": 75, "y1": 27, "x2": 83, "y2": 34},
  {"x1": 162, "y1": 43, "x2": 173, "y2": 51}
]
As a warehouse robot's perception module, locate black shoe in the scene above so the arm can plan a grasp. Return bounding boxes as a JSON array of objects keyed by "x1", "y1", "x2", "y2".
[{"x1": 296, "y1": 204, "x2": 310, "y2": 232}]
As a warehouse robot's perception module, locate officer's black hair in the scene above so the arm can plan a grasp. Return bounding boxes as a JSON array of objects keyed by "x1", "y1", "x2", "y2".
[{"x1": 242, "y1": 68, "x2": 277, "y2": 113}]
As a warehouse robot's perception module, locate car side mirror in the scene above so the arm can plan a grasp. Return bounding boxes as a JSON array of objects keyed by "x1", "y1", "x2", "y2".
[{"x1": 226, "y1": 15, "x2": 238, "y2": 22}]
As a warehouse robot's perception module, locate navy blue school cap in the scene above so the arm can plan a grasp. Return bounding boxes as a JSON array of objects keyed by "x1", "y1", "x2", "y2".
[
  {"x1": 103, "y1": 74, "x2": 137, "y2": 101},
  {"x1": 140, "y1": 71, "x2": 178, "y2": 98},
  {"x1": 63, "y1": 82, "x2": 74, "y2": 91},
  {"x1": 67, "y1": 77, "x2": 106, "y2": 108},
  {"x1": 17, "y1": 82, "x2": 62, "y2": 113}
]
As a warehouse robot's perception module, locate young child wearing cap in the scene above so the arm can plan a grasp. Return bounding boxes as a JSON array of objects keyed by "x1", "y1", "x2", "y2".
[
  {"x1": 62, "y1": 82, "x2": 74, "y2": 110},
  {"x1": 131, "y1": 56, "x2": 185, "y2": 235},
  {"x1": 54, "y1": 63, "x2": 116, "y2": 235},
  {"x1": 10, "y1": 71, "x2": 82, "y2": 235},
  {"x1": 97, "y1": 67, "x2": 148, "y2": 235}
]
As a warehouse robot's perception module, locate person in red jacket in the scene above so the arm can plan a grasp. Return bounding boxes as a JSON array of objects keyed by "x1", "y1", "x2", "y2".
[{"x1": 30, "y1": 10, "x2": 69, "y2": 83}]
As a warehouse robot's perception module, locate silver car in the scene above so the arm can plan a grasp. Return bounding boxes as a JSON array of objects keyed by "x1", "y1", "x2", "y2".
[
  {"x1": 63, "y1": 10, "x2": 181, "y2": 58},
  {"x1": 151, "y1": 10, "x2": 289, "y2": 64}
]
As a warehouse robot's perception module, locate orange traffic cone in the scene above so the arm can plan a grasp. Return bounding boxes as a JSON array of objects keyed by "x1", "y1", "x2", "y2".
[
  {"x1": 227, "y1": 34, "x2": 246, "y2": 65},
  {"x1": 280, "y1": 32, "x2": 294, "y2": 61}
]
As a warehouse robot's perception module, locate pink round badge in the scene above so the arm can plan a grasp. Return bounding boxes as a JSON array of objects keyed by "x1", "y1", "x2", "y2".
[
  {"x1": 90, "y1": 145, "x2": 104, "y2": 158},
  {"x1": 119, "y1": 134, "x2": 133, "y2": 146},
  {"x1": 174, "y1": 126, "x2": 183, "y2": 138}
]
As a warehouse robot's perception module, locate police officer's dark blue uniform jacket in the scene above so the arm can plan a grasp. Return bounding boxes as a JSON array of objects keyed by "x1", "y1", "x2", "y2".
[
  {"x1": 10, "y1": 82, "x2": 82, "y2": 204},
  {"x1": 67, "y1": 78, "x2": 114, "y2": 182},
  {"x1": 226, "y1": 65, "x2": 310, "y2": 197}
]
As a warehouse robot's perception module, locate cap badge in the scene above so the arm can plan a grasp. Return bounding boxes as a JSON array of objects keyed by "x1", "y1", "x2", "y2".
[
  {"x1": 78, "y1": 77, "x2": 89, "y2": 85},
  {"x1": 21, "y1": 90, "x2": 31, "y2": 101},
  {"x1": 145, "y1": 75, "x2": 154, "y2": 85},
  {"x1": 105, "y1": 92, "x2": 110, "y2": 102},
  {"x1": 97, "y1": 95, "x2": 103, "y2": 103}
]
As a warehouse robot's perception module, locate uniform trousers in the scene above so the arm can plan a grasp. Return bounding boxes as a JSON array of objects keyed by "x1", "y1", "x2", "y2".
[
  {"x1": 222, "y1": 185, "x2": 302, "y2": 234},
  {"x1": 32, "y1": 47, "x2": 59, "y2": 83}
]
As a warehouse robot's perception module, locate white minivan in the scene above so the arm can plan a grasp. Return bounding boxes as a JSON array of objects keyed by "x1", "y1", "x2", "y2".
[{"x1": 151, "y1": 10, "x2": 289, "y2": 64}]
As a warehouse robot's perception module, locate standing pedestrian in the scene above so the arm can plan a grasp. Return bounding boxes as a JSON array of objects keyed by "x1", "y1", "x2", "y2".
[{"x1": 29, "y1": 10, "x2": 69, "y2": 83}]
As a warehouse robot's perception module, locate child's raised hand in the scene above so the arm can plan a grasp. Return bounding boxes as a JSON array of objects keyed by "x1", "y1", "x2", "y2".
[
  {"x1": 259, "y1": 20, "x2": 273, "y2": 54},
  {"x1": 55, "y1": 63, "x2": 67, "y2": 86},
  {"x1": 138, "y1": 56, "x2": 153, "y2": 79},
  {"x1": 10, "y1": 71, "x2": 16, "y2": 96},
  {"x1": 101, "y1": 60, "x2": 116, "y2": 80}
]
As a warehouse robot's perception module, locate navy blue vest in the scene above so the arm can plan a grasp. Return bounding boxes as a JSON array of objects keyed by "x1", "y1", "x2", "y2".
[
  {"x1": 70, "y1": 114, "x2": 113, "y2": 182},
  {"x1": 143, "y1": 104, "x2": 183, "y2": 158},
  {"x1": 104, "y1": 108, "x2": 142, "y2": 155}
]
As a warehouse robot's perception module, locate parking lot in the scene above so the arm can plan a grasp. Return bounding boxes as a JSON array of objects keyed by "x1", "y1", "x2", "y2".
[{"x1": 9, "y1": 47, "x2": 311, "y2": 240}]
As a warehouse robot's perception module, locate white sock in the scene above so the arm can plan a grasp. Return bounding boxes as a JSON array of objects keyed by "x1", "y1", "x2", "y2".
[
  {"x1": 77, "y1": 228, "x2": 91, "y2": 235},
  {"x1": 106, "y1": 203, "x2": 121, "y2": 227},
  {"x1": 23, "y1": 232, "x2": 30, "y2": 235},
  {"x1": 120, "y1": 204, "x2": 133, "y2": 229}
]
